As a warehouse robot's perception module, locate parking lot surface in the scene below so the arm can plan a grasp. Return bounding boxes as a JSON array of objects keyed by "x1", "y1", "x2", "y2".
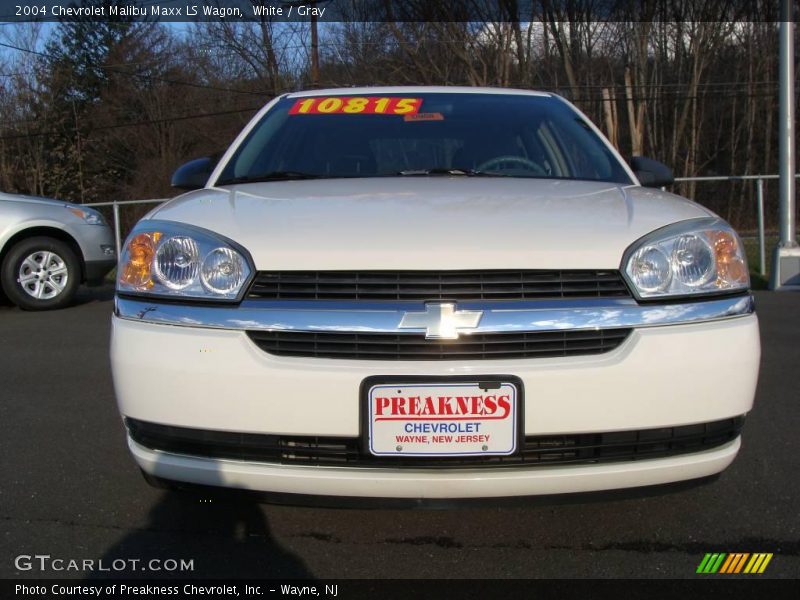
[{"x1": 1, "y1": 288, "x2": 798, "y2": 579}]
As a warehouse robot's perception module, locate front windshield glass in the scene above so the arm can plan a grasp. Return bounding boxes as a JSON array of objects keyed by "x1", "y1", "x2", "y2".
[{"x1": 216, "y1": 92, "x2": 632, "y2": 185}]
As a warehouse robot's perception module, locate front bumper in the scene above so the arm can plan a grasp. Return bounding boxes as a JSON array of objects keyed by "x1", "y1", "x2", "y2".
[
  {"x1": 73, "y1": 223, "x2": 116, "y2": 279},
  {"x1": 129, "y1": 436, "x2": 741, "y2": 499},
  {"x1": 84, "y1": 259, "x2": 116, "y2": 285},
  {"x1": 110, "y1": 295, "x2": 760, "y2": 498}
]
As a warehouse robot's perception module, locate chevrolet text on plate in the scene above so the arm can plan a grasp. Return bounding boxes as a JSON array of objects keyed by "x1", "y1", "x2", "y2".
[{"x1": 110, "y1": 87, "x2": 760, "y2": 501}]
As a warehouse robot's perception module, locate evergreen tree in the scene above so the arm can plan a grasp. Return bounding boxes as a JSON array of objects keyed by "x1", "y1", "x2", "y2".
[{"x1": 39, "y1": 3, "x2": 136, "y2": 201}]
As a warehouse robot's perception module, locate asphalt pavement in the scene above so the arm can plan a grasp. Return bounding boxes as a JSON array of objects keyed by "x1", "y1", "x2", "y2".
[{"x1": 1, "y1": 288, "x2": 798, "y2": 579}]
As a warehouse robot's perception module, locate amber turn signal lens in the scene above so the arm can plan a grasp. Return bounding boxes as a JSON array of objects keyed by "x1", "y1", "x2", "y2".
[
  {"x1": 711, "y1": 230, "x2": 748, "y2": 285},
  {"x1": 119, "y1": 232, "x2": 161, "y2": 288}
]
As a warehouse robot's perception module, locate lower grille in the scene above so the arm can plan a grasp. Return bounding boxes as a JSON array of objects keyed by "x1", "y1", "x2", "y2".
[
  {"x1": 127, "y1": 417, "x2": 744, "y2": 469},
  {"x1": 246, "y1": 329, "x2": 632, "y2": 360}
]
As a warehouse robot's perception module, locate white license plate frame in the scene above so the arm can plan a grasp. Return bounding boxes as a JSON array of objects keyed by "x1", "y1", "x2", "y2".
[{"x1": 365, "y1": 380, "x2": 519, "y2": 457}]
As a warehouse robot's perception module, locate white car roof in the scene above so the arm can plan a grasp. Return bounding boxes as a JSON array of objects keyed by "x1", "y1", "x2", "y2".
[{"x1": 285, "y1": 86, "x2": 554, "y2": 98}]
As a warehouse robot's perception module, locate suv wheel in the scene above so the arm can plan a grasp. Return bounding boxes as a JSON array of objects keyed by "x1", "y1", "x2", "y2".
[{"x1": 1, "y1": 237, "x2": 81, "y2": 310}]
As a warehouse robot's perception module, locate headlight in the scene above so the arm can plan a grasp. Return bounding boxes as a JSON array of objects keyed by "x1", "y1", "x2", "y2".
[
  {"x1": 623, "y1": 218, "x2": 749, "y2": 299},
  {"x1": 117, "y1": 221, "x2": 253, "y2": 301},
  {"x1": 68, "y1": 206, "x2": 106, "y2": 225}
]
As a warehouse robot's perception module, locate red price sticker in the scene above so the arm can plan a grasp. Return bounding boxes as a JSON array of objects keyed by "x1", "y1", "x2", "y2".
[{"x1": 289, "y1": 97, "x2": 423, "y2": 116}]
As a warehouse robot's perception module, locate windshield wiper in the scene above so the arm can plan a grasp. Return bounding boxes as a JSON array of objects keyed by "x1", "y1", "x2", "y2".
[
  {"x1": 394, "y1": 168, "x2": 509, "y2": 177},
  {"x1": 216, "y1": 171, "x2": 323, "y2": 185}
]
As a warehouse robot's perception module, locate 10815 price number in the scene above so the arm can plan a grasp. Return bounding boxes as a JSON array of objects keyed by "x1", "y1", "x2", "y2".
[{"x1": 289, "y1": 97, "x2": 423, "y2": 116}]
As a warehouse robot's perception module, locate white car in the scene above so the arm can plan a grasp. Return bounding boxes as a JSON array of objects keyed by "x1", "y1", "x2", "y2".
[{"x1": 111, "y1": 87, "x2": 760, "y2": 501}]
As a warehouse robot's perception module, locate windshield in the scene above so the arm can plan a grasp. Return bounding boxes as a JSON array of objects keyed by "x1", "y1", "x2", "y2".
[{"x1": 216, "y1": 92, "x2": 632, "y2": 185}]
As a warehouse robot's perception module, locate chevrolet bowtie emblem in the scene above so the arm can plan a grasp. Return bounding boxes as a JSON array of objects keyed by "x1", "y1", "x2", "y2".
[{"x1": 398, "y1": 303, "x2": 483, "y2": 340}]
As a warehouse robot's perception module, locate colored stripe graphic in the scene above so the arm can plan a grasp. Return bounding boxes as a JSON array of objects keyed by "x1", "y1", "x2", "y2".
[
  {"x1": 697, "y1": 553, "x2": 727, "y2": 573},
  {"x1": 743, "y1": 553, "x2": 774, "y2": 574},
  {"x1": 732, "y1": 553, "x2": 750, "y2": 573},
  {"x1": 758, "y1": 554, "x2": 774, "y2": 573},
  {"x1": 720, "y1": 553, "x2": 749, "y2": 573},
  {"x1": 696, "y1": 554, "x2": 713, "y2": 573},
  {"x1": 699, "y1": 552, "x2": 774, "y2": 574},
  {"x1": 719, "y1": 554, "x2": 735, "y2": 573},
  {"x1": 719, "y1": 554, "x2": 734, "y2": 573}
]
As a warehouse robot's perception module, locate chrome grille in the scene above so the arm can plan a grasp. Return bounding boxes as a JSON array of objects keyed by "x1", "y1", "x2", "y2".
[
  {"x1": 247, "y1": 270, "x2": 632, "y2": 301},
  {"x1": 246, "y1": 329, "x2": 631, "y2": 360}
]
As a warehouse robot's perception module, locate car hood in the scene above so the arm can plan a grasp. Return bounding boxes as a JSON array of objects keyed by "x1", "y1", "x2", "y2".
[
  {"x1": 149, "y1": 178, "x2": 713, "y2": 270},
  {"x1": 0, "y1": 191, "x2": 70, "y2": 207}
]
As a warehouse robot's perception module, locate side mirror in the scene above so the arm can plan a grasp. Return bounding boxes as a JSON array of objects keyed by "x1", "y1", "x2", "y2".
[
  {"x1": 629, "y1": 156, "x2": 674, "y2": 188},
  {"x1": 171, "y1": 157, "x2": 215, "y2": 191}
]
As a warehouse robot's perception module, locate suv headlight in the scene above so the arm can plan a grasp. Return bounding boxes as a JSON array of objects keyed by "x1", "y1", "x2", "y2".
[
  {"x1": 623, "y1": 218, "x2": 749, "y2": 299},
  {"x1": 117, "y1": 220, "x2": 253, "y2": 301},
  {"x1": 68, "y1": 205, "x2": 106, "y2": 225}
]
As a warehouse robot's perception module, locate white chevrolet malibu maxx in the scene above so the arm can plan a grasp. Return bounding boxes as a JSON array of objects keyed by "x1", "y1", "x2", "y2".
[{"x1": 111, "y1": 87, "x2": 760, "y2": 501}]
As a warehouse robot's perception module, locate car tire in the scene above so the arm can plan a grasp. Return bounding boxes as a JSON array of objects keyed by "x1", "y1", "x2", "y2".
[{"x1": 1, "y1": 236, "x2": 81, "y2": 310}]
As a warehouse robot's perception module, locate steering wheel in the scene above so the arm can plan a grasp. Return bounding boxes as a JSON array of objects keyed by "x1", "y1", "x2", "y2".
[{"x1": 477, "y1": 155, "x2": 547, "y2": 176}]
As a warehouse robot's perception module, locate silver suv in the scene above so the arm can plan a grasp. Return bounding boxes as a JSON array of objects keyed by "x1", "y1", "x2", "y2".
[{"x1": 0, "y1": 192, "x2": 116, "y2": 310}]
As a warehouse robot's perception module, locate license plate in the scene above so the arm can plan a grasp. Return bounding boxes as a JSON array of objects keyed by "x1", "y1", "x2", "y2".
[{"x1": 367, "y1": 381, "x2": 518, "y2": 457}]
